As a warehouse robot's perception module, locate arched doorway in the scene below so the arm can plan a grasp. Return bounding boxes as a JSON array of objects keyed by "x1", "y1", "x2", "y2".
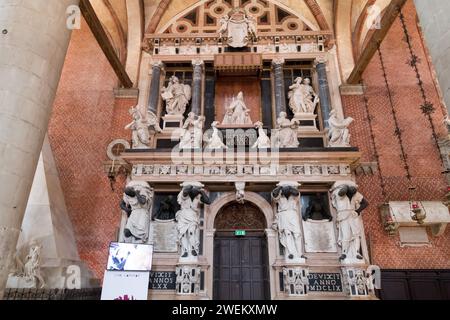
[{"x1": 213, "y1": 201, "x2": 270, "y2": 300}]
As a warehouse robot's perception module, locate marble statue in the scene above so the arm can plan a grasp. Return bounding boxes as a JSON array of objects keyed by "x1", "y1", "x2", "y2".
[
  {"x1": 179, "y1": 112, "x2": 205, "y2": 149},
  {"x1": 330, "y1": 181, "x2": 368, "y2": 262},
  {"x1": 161, "y1": 76, "x2": 192, "y2": 116},
  {"x1": 276, "y1": 112, "x2": 299, "y2": 148},
  {"x1": 272, "y1": 182, "x2": 304, "y2": 261},
  {"x1": 218, "y1": 9, "x2": 256, "y2": 48},
  {"x1": 288, "y1": 77, "x2": 320, "y2": 114},
  {"x1": 125, "y1": 106, "x2": 161, "y2": 149},
  {"x1": 328, "y1": 110, "x2": 354, "y2": 147},
  {"x1": 9, "y1": 241, "x2": 46, "y2": 289},
  {"x1": 205, "y1": 121, "x2": 228, "y2": 149},
  {"x1": 218, "y1": 15, "x2": 229, "y2": 39},
  {"x1": 176, "y1": 182, "x2": 211, "y2": 259},
  {"x1": 222, "y1": 92, "x2": 253, "y2": 125},
  {"x1": 252, "y1": 121, "x2": 271, "y2": 149},
  {"x1": 120, "y1": 181, "x2": 153, "y2": 244},
  {"x1": 153, "y1": 195, "x2": 176, "y2": 221},
  {"x1": 235, "y1": 182, "x2": 246, "y2": 204}
]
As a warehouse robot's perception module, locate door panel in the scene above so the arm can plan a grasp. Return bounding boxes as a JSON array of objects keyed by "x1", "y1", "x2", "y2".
[{"x1": 213, "y1": 234, "x2": 270, "y2": 300}]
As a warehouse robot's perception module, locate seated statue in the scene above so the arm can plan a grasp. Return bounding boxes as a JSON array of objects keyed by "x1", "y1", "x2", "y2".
[{"x1": 222, "y1": 92, "x2": 253, "y2": 126}]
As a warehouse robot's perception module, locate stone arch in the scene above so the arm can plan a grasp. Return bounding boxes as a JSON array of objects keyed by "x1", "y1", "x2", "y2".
[{"x1": 206, "y1": 192, "x2": 273, "y2": 230}]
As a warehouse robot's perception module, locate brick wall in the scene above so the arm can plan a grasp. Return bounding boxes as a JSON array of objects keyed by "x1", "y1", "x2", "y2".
[
  {"x1": 342, "y1": 1, "x2": 450, "y2": 269},
  {"x1": 48, "y1": 18, "x2": 132, "y2": 279}
]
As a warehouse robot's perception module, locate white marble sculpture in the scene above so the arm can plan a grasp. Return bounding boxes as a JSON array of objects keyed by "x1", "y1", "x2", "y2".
[
  {"x1": 176, "y1": 265, "x2": 201, "y2": 295},
  {"x1": 252, "y1": 121, "x2": 271, "y2": 149},
  {"x1": 222, "y1": 92, "x2": 253, "y2": 126},
  {"x1": 275, "y1": 112, "x2": 299, "y2": 148},
  {"x1": 125, "y1": 106, "x2": 161, "y2": 149},
  {"x1": 9, "y1": 241, "x2": 46, "y2": 289},
  {"x1": 218, "y1": 9, "x2": 257, "y2": 48},
  {"x1": 161, "y1": 76, "x2": 192, "y2": 116},
  {"x1": 330, "y1": 181, "x2": 369, "y2": 263},
  {"x1": 235, "y1": 182, "x2": 246, "y2": 204},
  {"x1": 120, "y1": 181, "x2": 153, "y2": 244},
  {"x1": 179, "y1": 112, "x2": 205, "y2": 149},
  {"x1": 288, "y1": 77, "x2": 320, "y2": 114},
  {"x1": 328, "y1": 110, "x2": 354, "y2": 147},
  {"x1": 176, "y1": 182, "x2": 211, "y2": 260},
  {"x1": 205, "y1": 121, "x2": 228, "y2": 150},
  {"x1": 272, "y1": 182, "x2": 305, "y2": 262}
]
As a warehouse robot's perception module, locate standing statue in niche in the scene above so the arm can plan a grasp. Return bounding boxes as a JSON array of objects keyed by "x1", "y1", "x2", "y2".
[
  {"x1": 125, "y1": 106, "x2": 161, "y2": 149},
  {"x1": 275, "y1": 112, "x2": 299, "y2": 148},
  {"x1": 120, "y1": 181, "x2": 153, "y2": 244},
  {"x1": 288, "y1": 77, "x2": 320, "y2": 114},
  {"x1": 179, "y1": 112, "x2": 205, "y2": 149},
  {"x1": 272, "y1": 182, "x2": 305, "y2": 261},
  {"x1": 303, "y1": 193, "x2": 333, "y2": 221},
  {"x1": 222, "y1": 92, "x2": 253, "y2": 125},
  {"x1": 153, "y1": 196, "x2": 176, "y2": 221},
  {"x1": 330, "y1": 181, "x2": 368, "y2": 262},
  {"x1": 10, "y1": 241, "x2": 46, "y2": 289},
  {"x1": 176, "y1": 182, "x2": 211, "y2": 259},
  {"x1": 205, "y1": 121, "x2": 228, "y2": 149},
  {"x1": 328, "y1": 110, "x2": 354, "y2": 147},
  {"x1": 161, "y1": 76, "x2": 192, "y2": 116}
]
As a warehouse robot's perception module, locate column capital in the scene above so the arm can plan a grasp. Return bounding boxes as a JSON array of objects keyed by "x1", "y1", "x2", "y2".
[
  {"x1": 314, "y1": 56, "x2": 328, "y2": 67},
  {"x1": 272, "y1": 57, "x2": 285, "y2": 66},
  {"x1": 192, "y1": 59, "x2": 204, "y2": 67},
  {"x1": 151, "y1": 60, "x2": 165, "y2": 69}
]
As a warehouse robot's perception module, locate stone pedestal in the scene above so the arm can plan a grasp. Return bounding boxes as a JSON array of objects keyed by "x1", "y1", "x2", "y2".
[
  {"x1": 162, "y1": 114, "x2": 184, "y2": 130},
  {"x1": 293, "y1": 113, "x2": 319, "y2": 132},
  {"x1": 175, "y1": 265, "x2": 201, "y2": 295}
]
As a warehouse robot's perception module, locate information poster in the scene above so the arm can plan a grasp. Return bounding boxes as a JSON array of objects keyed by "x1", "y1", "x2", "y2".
[{"x1": 101, "y1": 271, "x2": 150, "y2": 300}]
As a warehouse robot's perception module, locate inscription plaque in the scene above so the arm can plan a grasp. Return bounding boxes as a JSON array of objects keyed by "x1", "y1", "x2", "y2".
[
  {"x1": 149, "y1": 271, "x2": 176, "y2": 290},
  {"x1": 308, "y1": 273, "x2": 343, "y2": 292},
  {"x1": 150, "y1": 220, "x2": 178, "y2": 252}
]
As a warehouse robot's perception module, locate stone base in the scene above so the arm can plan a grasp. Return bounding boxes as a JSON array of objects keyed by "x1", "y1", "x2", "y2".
[
  {"x1": 216, "y1": 124, "x2": 255, "y2": 129},
  {"x1": 162, "y1": 114, "x2": 184, "y2": 130},
  {"x1": 293, "y1": 113, "x2": 319, "y2": 132}
]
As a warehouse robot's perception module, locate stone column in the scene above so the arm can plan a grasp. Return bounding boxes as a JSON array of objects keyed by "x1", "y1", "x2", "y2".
[
  {"x1": 0, "y1": 0, "x2": 79, "y2": 299},
  {"x1": 272, "y1": 58, "x2": 287, "y2": 117},
  {"x1": 191, "y1": 59, "x2": 204, "y2": 116},
  {"x1": 148, "y1": 61, "x2": 164, "y2": 114},
  {"x1": 315, "y1": 58, "x2": 332, "y2": 128}
]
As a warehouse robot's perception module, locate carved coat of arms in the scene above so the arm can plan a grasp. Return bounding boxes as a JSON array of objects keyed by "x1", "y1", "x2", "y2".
[{"x1": 218, "y1": 9, "x2": 257, "y2": 48}]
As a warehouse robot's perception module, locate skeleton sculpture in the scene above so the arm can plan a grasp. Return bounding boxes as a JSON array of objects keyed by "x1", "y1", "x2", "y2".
[
  {"x1": 176, "y1": 182, "x2": 211, "y2": 259},
  {"x1": 272, "y1": 182, "x2": 304, "y2": 261},
  {"x1": 10, "y1": 241, "x2": 46, "y2": 289},
  {"x1": 330, "y1": 181, "x2": 368, "y2": 262},
  {"x1": 120, "y1": 181, "x2": 153, "y2": 244}
]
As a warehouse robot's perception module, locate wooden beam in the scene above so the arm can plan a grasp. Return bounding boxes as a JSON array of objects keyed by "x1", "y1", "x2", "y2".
[
  {"x1": 79, "y1": 0, "x2": 133, "y2": 88},
  {"x1": 347, "y1": 0, "x2": 407, "y2": 84},
  {"x1": 145, "y1": 0, "x2": 172, "y2": 34}
]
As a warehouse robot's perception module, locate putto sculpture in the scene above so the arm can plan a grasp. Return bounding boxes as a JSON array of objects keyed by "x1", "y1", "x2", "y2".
[
  {"x1": 176, "y1": 182, "x2": 211, "y2": 260},
  {"x1": 120, "y1": 181, "x2": 153, "y2": 244},
  {"x1": 330, "y1": 181, "x2": 368, "y2": 263},
  {"x1": 161, "y1": 76, "x2": 192, "y2": 116}
]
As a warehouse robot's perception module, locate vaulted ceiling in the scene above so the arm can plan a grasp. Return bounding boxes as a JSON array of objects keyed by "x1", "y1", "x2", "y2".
[{"x1": 85, "y1": 0, "x2": 408, "y2": 86}]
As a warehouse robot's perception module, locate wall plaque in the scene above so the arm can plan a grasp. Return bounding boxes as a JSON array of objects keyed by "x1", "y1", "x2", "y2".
[
  {"x1": 149, "y1": 271, "x2": 176, "y2": 290},
  {"x1": 149, "y1": 220, "x2": 178, "y2": 252},
  {"x1": 308, "y1": 273, "x2": 343, "y2": 292}
]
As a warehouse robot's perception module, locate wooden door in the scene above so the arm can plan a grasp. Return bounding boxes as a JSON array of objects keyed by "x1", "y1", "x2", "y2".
[{"x1": 213, "y1": 231, "x2": 270, "y2": 300}]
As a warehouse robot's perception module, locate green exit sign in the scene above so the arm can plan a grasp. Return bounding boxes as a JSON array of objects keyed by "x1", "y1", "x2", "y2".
[{"x1": 235, "y1": 230, "x2": 246, "y2": 236}]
